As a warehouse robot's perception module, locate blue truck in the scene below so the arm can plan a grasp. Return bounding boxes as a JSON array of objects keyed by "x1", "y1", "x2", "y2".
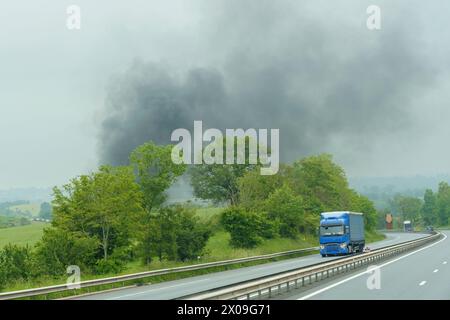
[{"x1": 319, "y1": 211, "x2": 365, "y2": 257}]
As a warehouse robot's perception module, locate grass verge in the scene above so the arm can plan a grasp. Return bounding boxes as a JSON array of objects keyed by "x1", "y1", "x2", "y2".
[
  {"x1": 366, "y1": 230, "x2": 386, "y2": 243},
  {"x1": 16, "y1": 250, "x2": 319, "y2": 300}
]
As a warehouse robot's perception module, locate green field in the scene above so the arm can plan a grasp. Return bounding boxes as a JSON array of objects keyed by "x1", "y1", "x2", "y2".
[
  {"x1": 9, "y1": 203, "x2": 41, "y2": 216},
  {"x1": 0, "y1": 221, "x2": 47, "y2": 248},
  {"x1": 195, "y1": 206, "x2": 225, "y2": 219}
]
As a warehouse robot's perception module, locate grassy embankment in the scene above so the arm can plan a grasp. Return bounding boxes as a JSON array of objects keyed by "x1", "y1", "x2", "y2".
[{"x1": 366, "y1": 229, "x2": 385, "y2": 243}]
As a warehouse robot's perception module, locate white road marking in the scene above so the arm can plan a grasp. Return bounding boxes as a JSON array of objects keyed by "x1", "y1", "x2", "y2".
[
  {"x1": 297, "y1": 233, "x2": 448, "y2": 300},
  {"x1": 419, "y1": 281, "x2": 427, "y2": 286},
  {"x1": 106, "y1": 278, "x2": 211, "y2": 300},
  {"x1": 433, "y1": 269, "x2": 439, "y2": 273},
  {"x1": 443, "y1": 261, "x2": 448, "y2": 265}
]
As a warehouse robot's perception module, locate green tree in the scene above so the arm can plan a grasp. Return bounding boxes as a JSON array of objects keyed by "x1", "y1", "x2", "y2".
[
  {"x1": 289, "y1": 154, "x2": 353, "y2": 215},
  {"x1": 139, "y1": 218, "x2": 160, "y2": 265},
  {"x1": 393, "y1": 195, "x2": 423, "y2": 225},
  {"x1": 238, "y1": 166, "x2": 285, "y2": 211},
  {"x1": 156, "y1": 208, "x2": 179, "y2": 261},
  {"x1": 130, "y1": 141, "x2": 186, "y2": 213},
  {"x1": 141, "y1": 207, "x2": 179, "y2": 263},
  {"x1": 238, "y1": 154, "x2": 377, "y2": 233},
  {"x1": 349, "y1": 191, "x2": 378, "y2": 230},
  {"x1": 50, "y1": 165, "x2": 144, "y2": 265},
  {"x1": 139, "y1": 206, "x2": 212, "y2": 263},
  {"x1": 422, "y1": 189, "x2": 438, "y2": 226},
  {"x1": 189, "y1": 136, "x2": 259, "y2": 205},
  {"x1": 437, "y1": 182, "x2": 450, "y2": 226},
  {"x1": 221, "y1": 207, "x2": 266, "y2": 248},
  {"x1": 264, "y1": 184, "x2": 306, "y2": 238},
  {"x1": 176, "y1": 208, "x2": 212, "y2": 261},
  {"x1": 39, "y1": 202, "x2": 52, "y2": 220}
]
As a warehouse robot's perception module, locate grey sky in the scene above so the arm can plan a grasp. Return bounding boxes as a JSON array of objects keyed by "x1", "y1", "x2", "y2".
[{"x1": 1, "y1": 0, "x2": 450, "y2": 189}]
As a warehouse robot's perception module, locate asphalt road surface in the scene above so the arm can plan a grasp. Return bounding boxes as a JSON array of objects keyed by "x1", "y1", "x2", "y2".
[
  {"x1": 284, "y1": 230, "x2": 449, "y2": 300},
  {"x1": 76, "y1": 232, "x2": 426, "y2": 300}
]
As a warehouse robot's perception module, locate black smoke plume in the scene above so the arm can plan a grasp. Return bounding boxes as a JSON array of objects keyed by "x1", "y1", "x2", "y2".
[{"x1": 98, "y1": 1, "x2": 435, "y2": 168}]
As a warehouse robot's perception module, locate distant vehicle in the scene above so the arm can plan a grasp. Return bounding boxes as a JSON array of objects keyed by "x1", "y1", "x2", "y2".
[
  {"x1": 426, "y1": 226, "x2": 434, "y2": 233},
  {"x1": 363, "y1": 246, "x2": 371, "y2": 253},
  {"x1": 319, "y1": 211, "x2": 365, "y2": 257},
  {"x1": 403, "y1": 220, "x2": 413, "y2": 232}
]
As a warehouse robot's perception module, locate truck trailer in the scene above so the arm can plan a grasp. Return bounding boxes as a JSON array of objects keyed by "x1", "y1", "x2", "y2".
[{"x1": 319, "y1": 211, "x2": 365, "y2": 257}]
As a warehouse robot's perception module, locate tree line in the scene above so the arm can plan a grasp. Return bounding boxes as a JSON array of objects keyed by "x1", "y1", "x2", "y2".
[
  {"x1": 0, "y1": 140, "x2": 378, "y2": 290},
  {"x1": 381, "y1": 182, "x2": 450, "y2": 228},
  {"x1": 191, "y1": 153, "x2": 377, "y2": 248}
]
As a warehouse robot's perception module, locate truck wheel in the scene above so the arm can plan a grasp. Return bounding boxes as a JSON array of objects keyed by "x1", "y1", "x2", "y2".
[{"x1": 321, "y1": 254, "x2": 327, "y2": 257}]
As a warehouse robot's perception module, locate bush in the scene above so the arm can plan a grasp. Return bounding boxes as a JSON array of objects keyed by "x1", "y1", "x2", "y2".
[
  {"x1": 258, "y1": 213, "x2": 280, "y2": 239},
  {"x1": 139, "y1": 206, "x2": 213, "y2": 264},
  {"x1": 0, "y1": 268, "x2": 6, "y2": 290},
  {"x1": 155, "y1": 207, "x2": 179, "y2": 261},
  {"x1": 0, "y1": 244, "x2": 35, "y2": 289},
  {"x1": 176, "y1": 210, "x2": 212, "y2": 261},
  {"x1": 95, "y1": 246, "x2": 133, "y2": 274},
  {"x1": 35, "y1": 228, "x2": 99, "y2": 276},
  {"x1": 264, "y1": 184, "x2": 306, "y2": 239},
  {"x1": 95, "y1": 258, "x2": 125, "y2": 274},
  {"x1": 221, "y1": 207, "x2": 266, "y2": 248}
]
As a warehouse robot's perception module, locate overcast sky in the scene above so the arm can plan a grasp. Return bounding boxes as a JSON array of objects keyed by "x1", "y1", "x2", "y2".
[{"x1": 2, "y1": 0, "x2": 450, "y2": 189}]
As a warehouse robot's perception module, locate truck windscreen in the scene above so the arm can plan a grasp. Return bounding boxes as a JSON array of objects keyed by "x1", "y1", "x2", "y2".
[{"x1": 320, "y1": 225, "x2": 344, "y2": 236}]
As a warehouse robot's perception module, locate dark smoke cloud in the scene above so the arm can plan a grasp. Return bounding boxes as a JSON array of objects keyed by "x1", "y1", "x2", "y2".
[
  {"x1": 99, "y1": 60, "x2": 227, "y2": 165},
  {"x1": 98, "y1": 1, "x2": 436, "y2": 168}
]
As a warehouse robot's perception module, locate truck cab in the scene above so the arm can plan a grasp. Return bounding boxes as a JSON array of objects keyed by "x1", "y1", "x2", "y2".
[
  {"x1": 403, "y1": 220, "x2": 413, "y2": 232},
  {"x1": 319, "y1": 211, "x2": 365, "y2": 257}
]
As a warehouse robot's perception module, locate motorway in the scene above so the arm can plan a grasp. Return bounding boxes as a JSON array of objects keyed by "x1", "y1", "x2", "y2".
[
  {"x1": 282, "y1": 230, "x2": 450, "y2": 300},
  {"x1": 76, "y1": 232, "x2": 426, "y2": 300}
]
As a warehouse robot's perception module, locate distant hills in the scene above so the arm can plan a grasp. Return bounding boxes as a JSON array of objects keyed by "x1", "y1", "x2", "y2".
[
  {"x1": 349, "y1": 174, "x2": 450, "y2": 210},
  {"x1": 349, "y1": 174, "x2": 450, "y2": 195},
  {"x1": 0, "y1": 188, "x2": 52, "y2": 203}
]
